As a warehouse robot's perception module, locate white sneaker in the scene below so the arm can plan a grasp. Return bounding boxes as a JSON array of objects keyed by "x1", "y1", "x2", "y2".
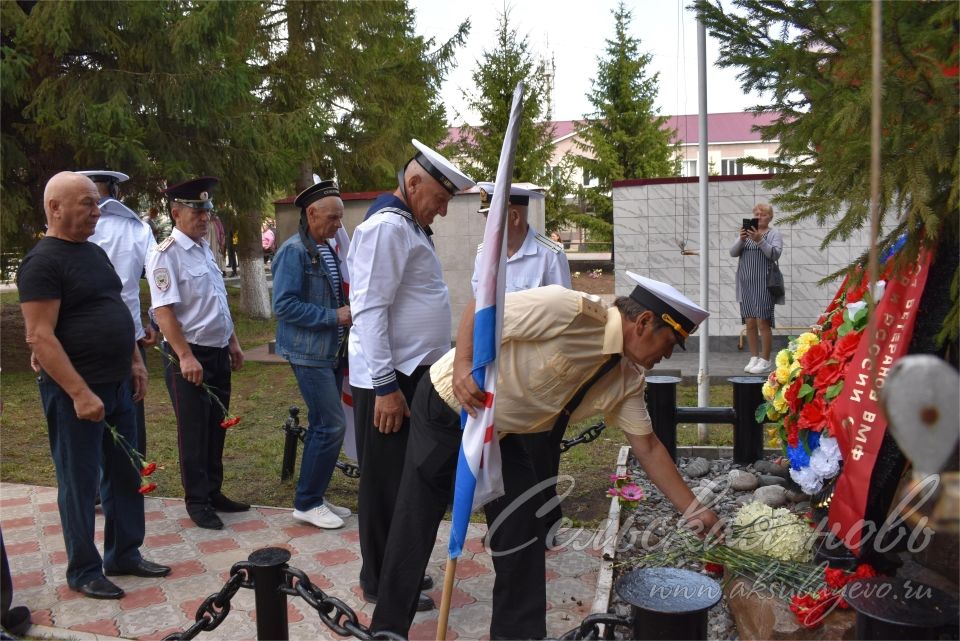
[
  {"x1": 748, "y1": 358, "x2": 772, "y2": 374},
  {"x1": 323, "y1": 501, "x2": 351, "y2": 519},
  {"x1": 293, "y1": 505, "x2": 344, "y2": 529},
  {"x1": 744, "y1": 356, "x2": 759, "y2": 372}
]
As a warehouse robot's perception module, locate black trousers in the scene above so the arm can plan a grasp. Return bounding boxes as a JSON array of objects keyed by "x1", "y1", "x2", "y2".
[
  {"x1": 371, "y1": 377, "x2": 547, "y2": 640},
  {"x1": 135, "y1": 343, "x2": 147, "y2": 458},
  {"x1": 352, "y1": 365, "x2": 430, "y2": 596},
  {"x1": 162, "y1": 343, "x2": 231, "y2": 509},
  {"x1": 518, "y1": 425, "x2": 566, "y2": 544}
]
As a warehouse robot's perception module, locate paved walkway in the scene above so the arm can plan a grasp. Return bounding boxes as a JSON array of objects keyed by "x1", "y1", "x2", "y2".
[{"x1": 2, "y1": 482, "x2": 605, "y2": 641}]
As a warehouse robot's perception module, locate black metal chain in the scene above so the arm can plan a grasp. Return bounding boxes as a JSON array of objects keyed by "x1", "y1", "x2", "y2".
[
  {"x1": 556, "y1": 613, "x2": 633, "y2": 640},
  {"x1": 281, "y1": 567, "x2": 405, "y2": 640},
  {"x1": 335, "y1": 459, "x2": 361, "y2": 478},
  {"x1": 559, "y1": 420, "x2": 607, "y2": 453},
  {"x1": 162, "y1": 562, "x2": 254, "y2": 641}
]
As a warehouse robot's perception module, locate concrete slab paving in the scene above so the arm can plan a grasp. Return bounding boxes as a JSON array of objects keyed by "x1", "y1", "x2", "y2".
[{"x1": 2, "y1": 482, "x2": 606, "y2": 641}]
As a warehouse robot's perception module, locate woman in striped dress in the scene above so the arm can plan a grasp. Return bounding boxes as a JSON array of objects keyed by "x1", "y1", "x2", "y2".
[{"x1": 730, "y1": 203, "x2": 783, "y2": 374}]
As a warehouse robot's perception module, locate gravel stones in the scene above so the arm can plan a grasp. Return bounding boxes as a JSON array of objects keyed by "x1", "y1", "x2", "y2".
[
  {"x1": 684, "y1": 457, "x2": 711, "y2": 478},
  {"x1": 757, "y1": 474, "x2": 788, "y2": 487},
  {"x1": 727, "y1": 470, "x2": 759, "y2": 492},
  {"x1": 752, "y1": 485, "x2": 788, "y2": 507}
]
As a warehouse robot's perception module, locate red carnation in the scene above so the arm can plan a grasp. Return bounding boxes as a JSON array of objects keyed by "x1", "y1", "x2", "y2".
[
  {"x1": 814, "y1": 362, "x2": 843, "y2": 389},
  {"x1": 704, "y1": 563, "x2": 724, "y2": 576},
  {"x1": 853, "y1": 563, "x2": 877, "y2": 579},
  {"x1": 141, "y1": 462, "x2": 157, "y2": 477},
  {"x1": 785, "y1": 380, "x2": 803, "y2": 413},
  {"x1": 784, "y1": 414, "x2": 800, "y2": 447},
  {"x1": 833, "y1": 330, "x2": 862, "y2": 363},
  {"x1": 825, "y1": 567, "x2": 848, "y2": 589},
  {"x1": 220, "y1": 416, "x2": 242, "y2": 429},
  {"x1": 138, "y1": 482, "x2": 157, "y2": 495},
  {"x1": 800, "y1": 341, "x2": 832, "y2": 374},
  {"x1": 798, "y1": 396, "x2": 828, "y2": 432}
]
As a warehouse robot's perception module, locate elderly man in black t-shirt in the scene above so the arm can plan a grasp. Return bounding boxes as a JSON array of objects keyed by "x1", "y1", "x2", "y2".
[{"x1": 17, "y1": 172, "x2": 170, "y2": 600}]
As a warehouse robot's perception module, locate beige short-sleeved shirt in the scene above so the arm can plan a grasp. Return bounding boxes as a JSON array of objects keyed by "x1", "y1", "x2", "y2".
[{"x1": 430, "y1": 285, "x2": 653, "y2": 436}]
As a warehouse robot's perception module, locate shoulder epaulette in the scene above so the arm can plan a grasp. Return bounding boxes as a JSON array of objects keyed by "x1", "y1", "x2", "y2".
[
  {"x1": 157, "y1": 236, "x2": 175, "y2": 252},
  {"x1": 534, "y1": 232, "x2": 563, "y2": 254},
  {"x1": 578, "y1": 293, "x2": 607, "y2": 322}
]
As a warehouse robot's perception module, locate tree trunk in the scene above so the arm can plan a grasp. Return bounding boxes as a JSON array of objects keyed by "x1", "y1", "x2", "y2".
[{"x1": 236, "y1": 209, "x2": 271, "y2": 320}]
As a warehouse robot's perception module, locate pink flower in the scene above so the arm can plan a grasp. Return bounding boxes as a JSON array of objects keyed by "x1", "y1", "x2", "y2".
[
  {"x1": 606, "y1": 488, "x2": 620, "y2": 498},
  {"x1": 619, "y1": 484, "x2": 644, "y2": 502}
]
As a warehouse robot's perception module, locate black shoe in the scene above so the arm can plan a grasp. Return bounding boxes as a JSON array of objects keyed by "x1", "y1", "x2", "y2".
[
  {"x1": 105, "y1": 558, "x2": 172, "y2": 578},
  {"x1": 363, "y1": 590, "x2": 435, "y2": 612},
  {"x1": 210, "y1": 494, "x2": 250, "y2": 512},
  {"x1": 420, "y1": 574, "x2": 434, "y2": 591},
  {"x1": 1, "y1": 605, "x2": 31, "y2": 636},
  {"x1": 188, "y1": 507, "x2": 224, "y2": 530},
  {"x1": 74, "y1": 576, "x2": 124, "y2": 600}
]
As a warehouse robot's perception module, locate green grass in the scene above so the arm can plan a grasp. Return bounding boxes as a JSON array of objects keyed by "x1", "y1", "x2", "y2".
[{"x1": 1, "y1": 284, "x2": 737, "y2": 527}]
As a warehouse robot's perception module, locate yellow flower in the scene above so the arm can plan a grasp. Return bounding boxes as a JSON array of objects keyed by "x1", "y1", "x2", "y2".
[
  {"x1": 797, "y1": 332, "x2": 820, "y2": 347},
  {"x1": 772, "y1": 394, "x2": 788, "y2": 413},
  {"x1": 794, "y1": 342, "x2": 811, "y2": 361},
  {"x1": 766, "y1": 406, "x2": 781, "y2": 421},
  {"x1": 775, "y1": 366, "x2": 791, "y2": 384},
  {"x1": 775, "y1": 349, "x2": 791, "y2": 369},
  {"x1": 762, "y1": 382, "x2": 776, "y2": 401}
]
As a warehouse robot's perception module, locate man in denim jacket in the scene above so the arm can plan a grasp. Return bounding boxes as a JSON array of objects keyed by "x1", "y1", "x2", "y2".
[{"x1": 272, "y1": 180, "x2": 353, "y2": 529}]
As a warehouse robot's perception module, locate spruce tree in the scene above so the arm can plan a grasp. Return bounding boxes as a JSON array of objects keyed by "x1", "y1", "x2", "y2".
[
  {"x1": 695, "y1": 0, "x2": 959, "y2": 343},
  {"x1": 455, "y1": 9, "x2": 554, "y2": 185},
  {"x1": 575, "y1": 2, "x2": 677, "y2": 240}
]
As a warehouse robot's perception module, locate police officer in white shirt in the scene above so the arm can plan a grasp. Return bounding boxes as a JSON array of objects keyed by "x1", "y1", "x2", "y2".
[
  {"x1": 347, "y1": 139, "x2": 474, "y2": 612},
  {"x1": 77, "y1": 170, "x2": 158, "y2": 457},
  {"x1": 470, "y1": 181, "x2": 573, "y2": 545},
  {"x1": 147, "y1": 177, "x2": 248, "y2": 530},
  {"x1": 471, "y1": 182, "x2": 571, "y2": 295}
]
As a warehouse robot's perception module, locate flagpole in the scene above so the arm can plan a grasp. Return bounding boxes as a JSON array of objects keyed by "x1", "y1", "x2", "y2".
[
  {"x1": 436, "y1": 558, "x2": 458, "y2": 640},
  {"x1": 437, "y1": 80, "x2": 525, "y2": 641}
]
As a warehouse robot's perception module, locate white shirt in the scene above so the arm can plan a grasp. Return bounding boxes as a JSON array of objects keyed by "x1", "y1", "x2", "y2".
[
  {"x1": 471, "y1": 226, "x2": 572, "y2": 295},
  {"x1": 146, "y1": 228, "x2": 234, "y2": 348},
  {"x1": 347, "y1": 207, "x2": 452, "y2": 390},
  {"x1": 89, "y1": 198, "x2": 156, "y2": 340}
]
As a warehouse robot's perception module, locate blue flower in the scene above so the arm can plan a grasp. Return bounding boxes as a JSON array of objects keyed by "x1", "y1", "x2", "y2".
[
  {"x1": 807, "y1": 430, "x2": 821, "y2": 451},
  {"x1": 787, "y1": 443, "x2": 811, "y2": 470}
]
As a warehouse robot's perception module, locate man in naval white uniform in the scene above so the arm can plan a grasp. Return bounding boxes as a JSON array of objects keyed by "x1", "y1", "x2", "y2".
[
  {"x1": 78, "y1": 170, "x2": 157, "y2": 457},
  {"x1": 470, "y1": 181, "x2": 570, "y2": 295},
  {"x1": 347, "y1": 139, "x2": 474, "y2": 612}
]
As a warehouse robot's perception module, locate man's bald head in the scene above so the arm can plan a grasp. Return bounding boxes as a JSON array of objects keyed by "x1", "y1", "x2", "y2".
[
  {"x1": 397, "y1": 159, "x2": 453, "y2": 228},
  {"x1": 43, "y1": 171, "x2": 101, "y2": 242}
]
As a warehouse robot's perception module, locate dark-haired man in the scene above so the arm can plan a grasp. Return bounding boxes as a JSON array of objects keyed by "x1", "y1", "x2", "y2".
[
  {"x1": 371, "y1": 273, "x2": 719, "y2": 639},
  {"x1": 147, "y1": 177, "x2": 247, "y2": 530}
]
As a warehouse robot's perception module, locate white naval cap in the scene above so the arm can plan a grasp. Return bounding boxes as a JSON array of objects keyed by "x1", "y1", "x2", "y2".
[
  {"x1": 475, "y1": 181, "x2": 544, "y2": 213},
  {"x1": 625, "y1": 271, "x2": 709, "y2": 349},
  {"x1": 76, "y1": 170, "x2": 130, "y2": 183},
  {"x1": 410, "y1": 139, "x2": 475, "y2": 195}
]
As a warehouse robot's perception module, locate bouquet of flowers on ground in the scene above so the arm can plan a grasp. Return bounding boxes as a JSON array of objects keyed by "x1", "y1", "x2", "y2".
[
  {"x1": 756, "y1": 274, "x2": 886, "y2": 495},
  {"x1": 606, "y1": 471, "x2": 644, "y2": 509},
  {"x1": 639, "y1": 500, "x2": 879, "y2": 628}
]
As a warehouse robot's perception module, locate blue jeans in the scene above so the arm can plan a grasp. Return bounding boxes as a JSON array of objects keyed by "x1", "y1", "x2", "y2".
[
  {"x1": 39, "y1": 378, "x2": 145, "y2": 588},
  {"x1": 291, "y1": 364, "x2": 346, "y2": 511}
]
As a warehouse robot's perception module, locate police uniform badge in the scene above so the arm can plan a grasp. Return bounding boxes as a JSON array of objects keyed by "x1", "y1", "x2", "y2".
[{"x1": 153, "y1": 267, "x2": 171, "y2": 292}]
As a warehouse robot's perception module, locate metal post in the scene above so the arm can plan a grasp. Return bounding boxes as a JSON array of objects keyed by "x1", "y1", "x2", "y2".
[
  {"x1": 846, "y1": 576, "x2": 957, "y2": 640},
  {"x1": 281, "y1": 407, "x2": 301, "y2": 481},
  {"x1": 730, "y1": 376, "x2": 765, "y2": 464},
  {"x1": 645, "y1": 376, "x2": 680, "y2": 461},
  {"x1": 696, "y1": 17, "x2": 711, "y2": 444},
  {"x1": 247, "y1": 547, "x2": 291, "y2": 641},
  {"x1": 617, "y1": 568, "x2": 721, "y2": 640}
]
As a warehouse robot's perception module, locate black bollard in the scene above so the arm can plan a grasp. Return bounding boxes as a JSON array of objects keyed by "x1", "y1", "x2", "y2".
[
  {"x1": 247, "y1": 547, "x2": 292, "y2": 641},
  {"x1": 845, "y1": 577, "x2": 958, "y2": 640},
  {"x1": 645, "y1": 376, "x2": 680, "y2": 462},
  {"x1": 280, "y1": 407, "x2": 301, "y2": 482},
  {"x1": 730, "y1": 376, "x2": 765, "y2": 464},
  {"x1": 616, "y1": 567, "x2": 722, "y2": 640}
]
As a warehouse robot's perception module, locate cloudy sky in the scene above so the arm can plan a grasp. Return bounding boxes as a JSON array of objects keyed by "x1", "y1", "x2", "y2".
[{"x1": 409, "y1": 0, "x2": 765, "y2": 124}]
